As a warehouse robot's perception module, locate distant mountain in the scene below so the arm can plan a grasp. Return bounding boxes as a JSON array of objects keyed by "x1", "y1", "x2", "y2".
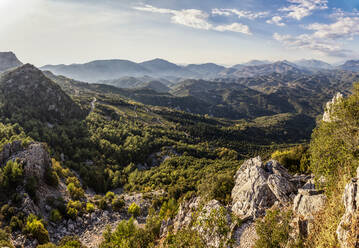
[
  {"x1": 185, "y1": 63, "x2": 226, "y2": 78},
  {"x1": 41, "y1": 59, "x2": 151, "y2": 82},
  {"x1": 138, "y1": 80, "x2": 171, "y2": 93},
  {"x1": 219, "y1": 61, "x2": 309, "y2": 78},
  {"x1": 294, "y1": 59, "x2": 333, "y2": 70},
  {"x1": 140, "y1": 58, "x2": 197, "y2": 77},
  {"x1": 0, "y1": 64, "x2": 84, "y2": 122},
  {"x1": 0, "y1": 52, "x2": 23, "y2": 72},
  {"x1": 339, "y1": 60, "x2": 359, "y2": 72},
  {"x1": 241, "y1": 60, "x2": 271, "y2": 66}
]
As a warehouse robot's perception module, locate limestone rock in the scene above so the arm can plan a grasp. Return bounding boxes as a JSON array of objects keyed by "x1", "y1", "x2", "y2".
[
  {"x1": 337, "y1": 168, "x2": 359, "y2": 247},
  {"x1": 323, "y1": 92, "x2": 343, "y2": 122},
  {"x1": 231, "y1": 157, "x2": 296, "y2": 219}
]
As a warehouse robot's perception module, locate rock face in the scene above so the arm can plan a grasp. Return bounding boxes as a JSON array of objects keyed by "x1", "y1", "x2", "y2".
[
  {"x1": 231, "y1": 156, "x2": 297, "y2": 219},
  {"x1": 323, "y1": 92, "x2": 343, "y2": 122},
  {"x1": 0, "y1": 51, "x2": 22, "y2": 72},
  {"x1": 337, "y1": 167, "x2": 359, "y2": 247}
]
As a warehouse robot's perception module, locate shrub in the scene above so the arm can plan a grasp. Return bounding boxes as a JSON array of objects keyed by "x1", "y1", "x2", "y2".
[
  {"x1": 50, "y1": 209, "x2": 62, "y2": 223},
  {"x1": 159, "y1": 198, "x2": 177, "y2": 220},
  {"x1": 111, "y1": 196, "x2": 125, "y2": 211},
  {"x1": 100, "y1": 217, "x2": 153, "y2": 248},
  {"x1": 58, "y1": 236, "x2": 85, "y2": 248},
  {"x1": 67, "y1": 183, "x2": 85, "y2": 200},
  {"x1": 66, "y1": 200, "x2": 84, "y2": 219},
  {"x1": 198, "y1": 173, "x2": 234, "y2": 205},
  {"x1": 2, "y1": 160, "x2": 23, "y2": 188},
  {"x1": 105, "y1": 191, "x2": 115, "y2": 201},
  {"x1": 24, "y1": 214, "x2": 49, "y2": 244},
  {"x1": 0, "y1": 228, "x2": 14, "y2": 248},
  {"x1": 255, "y1": 208, "x2": 292, "y2": 248},
  {"x1": 165, "y1": 228, "x2": 205, "y2": 248},
  {"x1": 128, "y1": 202, "x2": 140, "y2": 217},
  {"x1": 271, "y1": 145, "x2": 309, "y2": 174},
  {"x1": 10, "y1": 215, "x2": 23, "y2": 231},
  {"x1": 86, "y1": 203, "x2": 95, "y2": 213},
  {"x1": 98, "y1": 198, "x2": 108, "y2": 210}
]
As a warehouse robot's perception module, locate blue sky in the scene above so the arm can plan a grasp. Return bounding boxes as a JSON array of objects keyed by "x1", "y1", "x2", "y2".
[{"x1": 0, "y1": 0, "x2": 358, "y2": 66}]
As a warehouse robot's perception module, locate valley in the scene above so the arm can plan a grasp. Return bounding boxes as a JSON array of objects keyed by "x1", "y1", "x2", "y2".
[{"x1": 0, "y1": 51, "x2": 358, "y2": 248}]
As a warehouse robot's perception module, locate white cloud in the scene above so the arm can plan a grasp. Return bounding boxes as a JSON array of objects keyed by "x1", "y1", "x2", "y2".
[
  {"x1": 266, "y1": 16, "x2": 286, "y2": 26},
  {"x1": 212, "y1": 8, "x2": 268, "y2": 20},
  {"x1": 280, "y1": 0, "x2": 328, "y2": 20},
  {"x1": 134, "y1": 5, "x2": 252, "y2": 35},
  {"x1": 307, "y1": 17, "x2": 359, "y2": 40},
  {"x1": 134, "y1": 5, "x2": 212, "y2": 30},
  {"x1": 214, "y1": 23, "x2": 252, "y2": 35},
  {"x1": 273, "y1": 32, "x2": 350, "y2": 57}
]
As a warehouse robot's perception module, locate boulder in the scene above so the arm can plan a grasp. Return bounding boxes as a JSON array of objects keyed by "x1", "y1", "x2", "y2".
[{"x1": 231, "y1": 157, "x2": 296, "y2": 219}]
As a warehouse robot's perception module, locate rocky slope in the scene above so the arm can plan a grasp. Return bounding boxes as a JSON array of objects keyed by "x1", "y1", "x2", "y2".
[{"x1": 160, "y1": 156, "x2": 326, "y2": 248}]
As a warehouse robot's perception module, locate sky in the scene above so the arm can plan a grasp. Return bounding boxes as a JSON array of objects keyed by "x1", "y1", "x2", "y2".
[{"x1": 0, "y1": 0, "x2": 359, "y2": 66}]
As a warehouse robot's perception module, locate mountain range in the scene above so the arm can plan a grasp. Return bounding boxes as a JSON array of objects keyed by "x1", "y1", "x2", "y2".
[{"x1": 40, "y1": 56, "x2": 359, "y2": 84}]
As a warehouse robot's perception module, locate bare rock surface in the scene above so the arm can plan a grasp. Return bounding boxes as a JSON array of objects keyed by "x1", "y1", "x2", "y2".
[
  {"x1": 337, "y1": 167, "x2": 359, "y2": 247},
  {"x1": 231, "y1": 156, "x2": 296, "y2": 219}
]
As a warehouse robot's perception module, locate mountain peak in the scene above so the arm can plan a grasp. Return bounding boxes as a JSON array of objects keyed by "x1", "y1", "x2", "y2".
[
  {"x1": 0, "y1": 64, "x2": 84, "y2": 122},
  {"x1": 0, "y1": 51, "x2": 23, "y2": 72}
]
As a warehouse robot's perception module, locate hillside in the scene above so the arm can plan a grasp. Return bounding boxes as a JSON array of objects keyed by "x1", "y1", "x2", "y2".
[{"x1": 0, "y1": 64, "x2": 84, "y2": 123}]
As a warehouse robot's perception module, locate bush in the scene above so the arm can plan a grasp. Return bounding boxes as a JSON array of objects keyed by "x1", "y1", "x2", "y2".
[
  {"x1": 50, "y1": 209, "x2": 62, "y2": 223},
  {"x1": 100, "y1": 217, "x2": 153, "y2": 248},
  {"x1": 0, "y1": 228, "x2": 14, "y2": 248},
  {"x1": 2, "y1": 160, "x2": 23, "y2": 188},
  {"x1": 111, "y1": 196, "x2": 125, "y2": 211},
  {"x1": 105, "y1": 191, "x2": 115, "y2": 201},
  {"x1": 198, "y1": 173, "x2": 234, "y2": 205},
  {"x1": 24, "y1": 214, "x2": 49, "y2": 244},
  {"x1": 128, "y1": 202, "x2": 140, "y2": 217},
  {"x1": 159, "y1": 198, "x2": 177, "y2": 220},
  {"x1": 67, "y1": 183, "x2": 85, "y2": 200},
  {"x1": 67, "y1": 200, "x2": 84, "y2": 219},
  {"x1": 86, "y1": 203, "x2": 95, "y2": 213},
  {"x1": 271, "y1": 145, "x2": 309, "y2": 174},
  {"x1": 255, "y1": 208, "x2": 292, "y2": 248},
  {"x1": 10, "y1": 215, "x2": 23, "y2": 231},
  {"x1": 165, "y1": 228, "x2": 205, "y2": 248},
  {"x1": 98, "y1": 198, "x2": 108, "y2": 210}
]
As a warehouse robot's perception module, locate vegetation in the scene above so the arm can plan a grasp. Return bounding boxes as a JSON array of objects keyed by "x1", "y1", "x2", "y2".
[
  {"x1": 255, "y1": 208, "x2": 293, "y2": 248},
  {"x1": 24, "y1": 214, "x2": 49, "y2": 244}
]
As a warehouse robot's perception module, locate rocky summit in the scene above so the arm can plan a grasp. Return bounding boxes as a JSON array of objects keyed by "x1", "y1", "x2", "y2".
[{"x1": 0, "y1": 52, "x2": 22, "y2": 73}]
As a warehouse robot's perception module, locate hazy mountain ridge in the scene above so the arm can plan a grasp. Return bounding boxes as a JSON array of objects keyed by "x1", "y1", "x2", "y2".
[{"x1": 41, "y1": 57, "x2": 359, "y2": 84}]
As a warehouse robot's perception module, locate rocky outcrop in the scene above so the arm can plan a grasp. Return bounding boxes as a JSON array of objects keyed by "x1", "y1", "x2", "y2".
[
  {"x1": 292, "y1": 189, "x2": 326, "y2": 237},
  {"x1": 337, "y1": 167, "x2": 359, "y2": 247},
  {"x1": 12, "y1": 142, "x2": 51, "y2": 179},
  {"x1": 323, "y1": 92, "x2": 343, "y2": 122},
  {"x1": 231, "y1": 157, "x2": 297, "y2": 219}
]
